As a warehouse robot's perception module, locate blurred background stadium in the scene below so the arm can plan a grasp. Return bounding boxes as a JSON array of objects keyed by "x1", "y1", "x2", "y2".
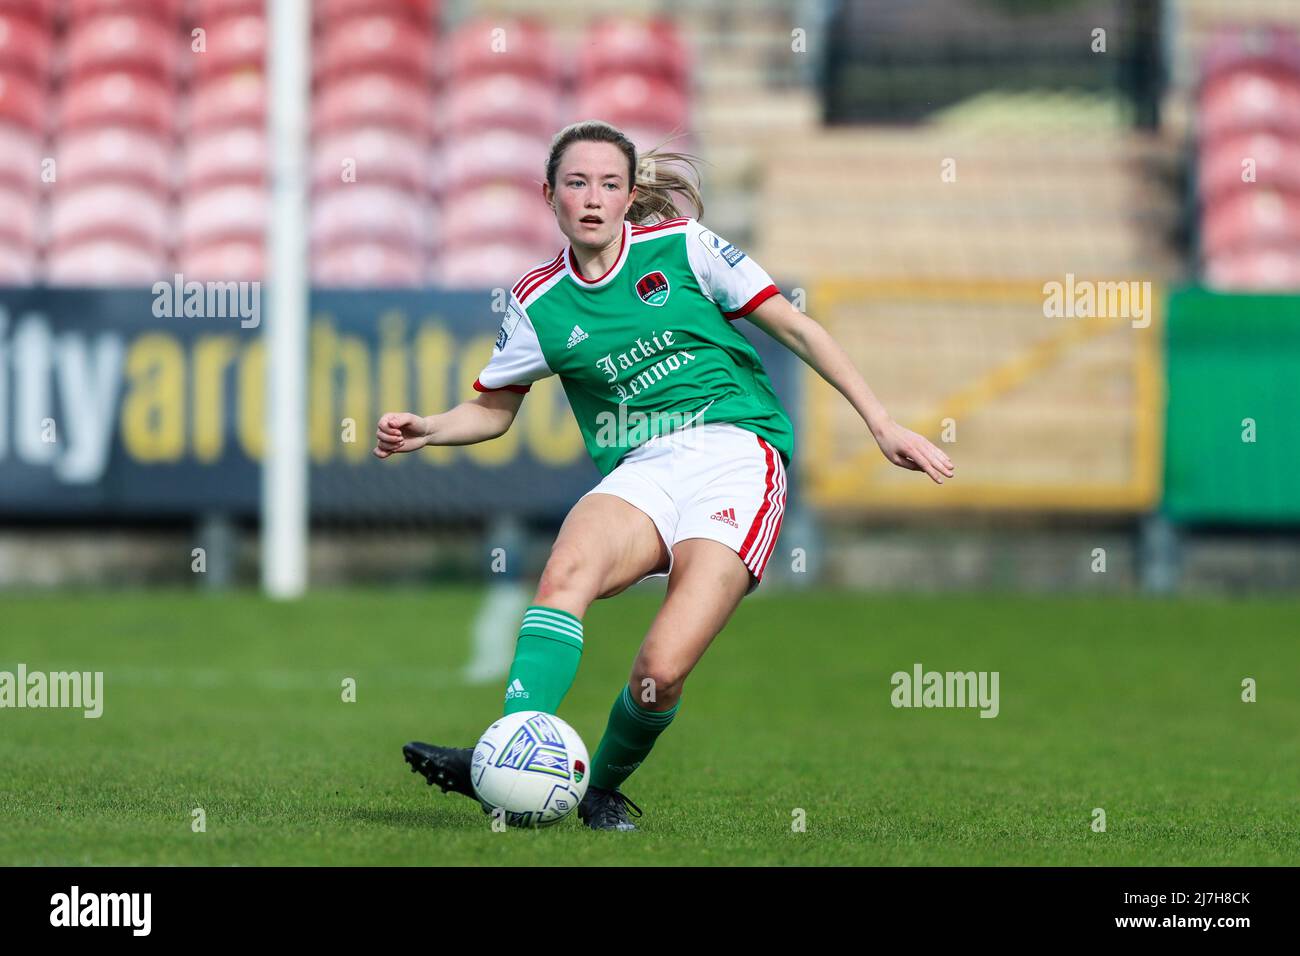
[{"x1": 0, "y1": 0, "x2": 1297, "y2": 597}]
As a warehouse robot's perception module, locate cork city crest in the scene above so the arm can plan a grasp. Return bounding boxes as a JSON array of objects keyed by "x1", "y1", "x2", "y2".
[{"x1": 634, "y1": 270, "x2": 670, "y2": 306}]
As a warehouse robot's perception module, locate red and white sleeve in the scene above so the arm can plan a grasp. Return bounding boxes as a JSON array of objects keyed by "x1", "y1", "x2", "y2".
[
  {"x1": 684, "y1": 218, "x2": 780, "y2": 320},
  {"x1": 473, "y1": 294, "x2": 553, "y2": 394}
]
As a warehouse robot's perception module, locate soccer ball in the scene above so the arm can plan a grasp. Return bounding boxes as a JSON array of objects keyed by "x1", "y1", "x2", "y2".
[{"x1": 471, "y1": 711, "x2": 590, "y2": 827}]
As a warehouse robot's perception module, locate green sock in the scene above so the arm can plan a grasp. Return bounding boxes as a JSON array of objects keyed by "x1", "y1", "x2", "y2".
[
  {"x1": 589, "y1": 684, "x2": 680, "y2": 791},
  {"x1": 502, "y1": 606, "x2": 584, "y2": 715}
]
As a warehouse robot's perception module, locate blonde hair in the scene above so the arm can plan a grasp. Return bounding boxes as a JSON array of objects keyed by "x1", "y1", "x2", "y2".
[{"x1": 544, "y1": 119, "x2": 703, "y2": 225}]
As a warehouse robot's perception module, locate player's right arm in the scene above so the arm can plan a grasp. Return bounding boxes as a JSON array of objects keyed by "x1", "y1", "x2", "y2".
[{"x1": 373, "y1": 390, "x2": 523, "y2": 458}]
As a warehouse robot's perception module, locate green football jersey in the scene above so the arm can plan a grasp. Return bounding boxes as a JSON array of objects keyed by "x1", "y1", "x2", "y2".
[{"x1": 474, "y1": 217, "x2": 795, "y2": 477}]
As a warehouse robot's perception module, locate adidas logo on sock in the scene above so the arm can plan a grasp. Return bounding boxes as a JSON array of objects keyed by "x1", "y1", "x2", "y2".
[
  {"x1": 566, "y1": 325, "x2": 588, "y2": 349},
  {"x1": 505, "y1": 678, "x2": 530, "y2": 700},
  {"x1": 710, "y1": 507, "x2": 738, "y2": 528}
]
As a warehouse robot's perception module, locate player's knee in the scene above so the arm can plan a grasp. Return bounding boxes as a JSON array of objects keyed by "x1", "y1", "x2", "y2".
[
  {"x1": 535, "y1": 547, "x2": 598, "y2": 607},
  {"x1": 631, "y1": 662, "x2": 686, "y2": 707}
]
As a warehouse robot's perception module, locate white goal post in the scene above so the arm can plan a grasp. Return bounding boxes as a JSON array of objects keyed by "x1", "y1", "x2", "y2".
[{"x1": 261, "y1": 0, "x2": 310, "y2": 598}]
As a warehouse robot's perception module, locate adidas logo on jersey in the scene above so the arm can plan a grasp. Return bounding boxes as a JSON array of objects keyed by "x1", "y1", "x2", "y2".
[
  {"x1": 710, "y1": 507, "x2": 739, "y2": 528},
  {"x1": 566, "y1": 325, "x2": 588, "y2": 349},
  {"x1": 504, "y1": 678, "x2": 530, "y2": 700}
]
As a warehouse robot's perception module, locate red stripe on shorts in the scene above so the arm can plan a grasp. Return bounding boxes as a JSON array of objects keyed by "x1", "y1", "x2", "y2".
[
  {"x1": 751, "y1": 445, "x2": 786, "y2": 579},
  {"x1": 759, "y1": 447, "x2": 785, "y2": 574},
  {"x1": 739, "y1": 435, "x2": 776, "y2": 567}
]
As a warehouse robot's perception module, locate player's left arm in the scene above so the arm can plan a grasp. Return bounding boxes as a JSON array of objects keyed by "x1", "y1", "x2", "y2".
[{"x1": 744, "y1": 293, "x2": 955, "y2": 484}]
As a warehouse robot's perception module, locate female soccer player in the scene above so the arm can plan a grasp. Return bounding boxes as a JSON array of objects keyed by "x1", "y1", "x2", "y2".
[{"x1": 375, "y1": 120, "x2": 954, "y2": 830}]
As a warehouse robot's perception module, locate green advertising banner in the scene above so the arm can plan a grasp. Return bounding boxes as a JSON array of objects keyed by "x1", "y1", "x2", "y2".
[{"x1": 1164, "y1": 288, "x2": 1300, "y2": 524}]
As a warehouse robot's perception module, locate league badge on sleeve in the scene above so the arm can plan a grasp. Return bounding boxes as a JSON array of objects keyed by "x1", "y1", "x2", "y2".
[
  {"x1": 698, "y1": 228, "x2": 747, "y2": 267},
  {"x1": 495, "y1": 302, "x2": 523, "y2": 351},
  {"x1": 698, "y1": 228, "x2": 726, "y2": 257}
]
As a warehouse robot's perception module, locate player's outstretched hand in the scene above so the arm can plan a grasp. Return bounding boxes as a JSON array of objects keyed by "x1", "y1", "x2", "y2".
[
  {"x1": 374, "y1": 412, "x2": 429, "y2": 459},
  {"x1": 874, "y1": 420, "x2": 955, "y2": 484}
]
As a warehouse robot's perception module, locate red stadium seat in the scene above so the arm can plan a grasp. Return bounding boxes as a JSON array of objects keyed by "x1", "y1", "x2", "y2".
[
  {"x1": 1200, "y1": 68, "x2": 1300, "y2": 139},
  {"x1": 48, "y1": 182, "x2": 171, "y2": 248},
  {"x1": 0, "y1": 13, "x2": 53, "y2": 77},
  {"x1": 61, "y1": 72, "x2": 175, "y2": 133},
  {"x1": 56, "y1": 126, "x2": 173, "y2": 191},
  {"x1": 69, "y1": 0, "x2": 184, "y2": 21},
  {"x1": 1198, "y1": 132, "x2": 1300, "y2": 199},
  {"x1": 1201, "y1": 24, "x2": 1300, "y2": 84},
  {"x1": 1202, "y1": 189, "x2": 1300, "y2": 257},
  {"x1": 576, "y1": 18, "x2": 689, "y2": 89},
  {"x1": 314, "y1": 0, "x2": 437, "y2": 28},
  {"x1": 438, "y1": 128, "x2": 550, "y2": 195},
  {"x1": 180, "y1": 238, "x2": 264, "y2": 281},
  {"x1": 0, "y1": 0, "x2": 56, "y2": 25},
  {"x1": 575, "y1": 73, "x2": 688, "y2": 133},
  {"x1": 311, "y1": 126, "x2": 427, "y2": 193},
  {"x1": 443, "y1": 73, "x2": 560, "y2": 138},
  {"x1": 188, "y1": 71, "x2": 265, "y2": 130},
  {"x1": 0, "y1": 237, "x2": 35, "y2": 282},
  {"x1": 311, "y1": 183, "x2": 432, "y2": 249},
  {"x1": 180, "y1": 183, "x2": 266, "y2": 246},
  {"x1": 435, "y1": 242, "x2": 555, "y2": 290},
  {"x1": 313, "y1": 241, "x2": 424, "y2": 287},
  {"x1": 193, "y1": 15, "x2": 266, "y2": 79},
  {"x1": 440, "y1": 183, "x2": 557, "y2": 248},
  {"x1": 65, "y1": 16, "x2": 179, "y2": 80},
  {"x1": 183, "y1": 124, "x2": 265, "y2": 189},
  {"x1": 1205, "y1": 246, "x2": 1300, "y2": 290},
  {"x1": 0, "y1": 184, "x2": 37, "y2": 245},
  {"x1": 314, "y1": 14, "x2": 434, "y2": 83},
  {"x1": 0, "y1": 70, "x2": 45, "y2": 132},
  {"x1": 0, "y1": 121, "x2": 42, "y2": 192},
  {"x1": 313, "y1": 72, "x2": 433, "y2": 137},
  {"x1": 192, "y1": 0, "x2": 263, "y2": 21},
  {"x1": 45, "y1": 238, "x2": 167, "y2": 286},
  {"x1": 444, "y1": 17, "x2": 559, "y2": 85}
]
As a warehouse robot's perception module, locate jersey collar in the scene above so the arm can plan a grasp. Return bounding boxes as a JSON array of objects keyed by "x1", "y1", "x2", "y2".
[{"x1": 564, "y1": 219, "x2": 630, "y2": 290}]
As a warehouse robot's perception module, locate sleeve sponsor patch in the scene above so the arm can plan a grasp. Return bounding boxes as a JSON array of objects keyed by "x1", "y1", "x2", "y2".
[
  {"x1": 698, "y1": 227, "x2": 747, "y2": 268},
  {"x1": 494, "y1": 303, "x2": 523, "y2": 351},
  {"x1": 720, "y1": 243, "x2": 747, "y2": 267}
]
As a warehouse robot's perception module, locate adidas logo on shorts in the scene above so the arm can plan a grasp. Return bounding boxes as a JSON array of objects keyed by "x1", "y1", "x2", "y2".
[
  {"x1": 710, "y1": 507, "x2": 739, "y2": 528},
  {"x1": 566, "y1": 325, "x2": 588, "y2": 349}
]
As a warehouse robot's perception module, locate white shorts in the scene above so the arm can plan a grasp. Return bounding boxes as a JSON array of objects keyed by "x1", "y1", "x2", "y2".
[{"x1": 579, "y1": 422, "x2": 788, "y2": 595}]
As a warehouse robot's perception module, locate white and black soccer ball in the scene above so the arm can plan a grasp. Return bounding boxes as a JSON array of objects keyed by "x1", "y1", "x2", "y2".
[{"x1": 471, "y1": 711, "x2": 590, "y2": 827}]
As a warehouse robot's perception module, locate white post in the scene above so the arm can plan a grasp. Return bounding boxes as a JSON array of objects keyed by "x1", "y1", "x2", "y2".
[{"x1": 262, "y1": 0, "x2": 310, "y2": 598}]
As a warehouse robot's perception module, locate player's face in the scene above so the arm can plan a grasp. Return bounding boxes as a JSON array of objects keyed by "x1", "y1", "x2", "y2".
[{"x1": 548, "y1": 141, "x2": 635, "y2": 249}]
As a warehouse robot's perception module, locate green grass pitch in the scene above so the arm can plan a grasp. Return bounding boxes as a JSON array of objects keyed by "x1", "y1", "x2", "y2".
[{"x1": 1, "y1": 588, "x2": 1297, "y2": 866}]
